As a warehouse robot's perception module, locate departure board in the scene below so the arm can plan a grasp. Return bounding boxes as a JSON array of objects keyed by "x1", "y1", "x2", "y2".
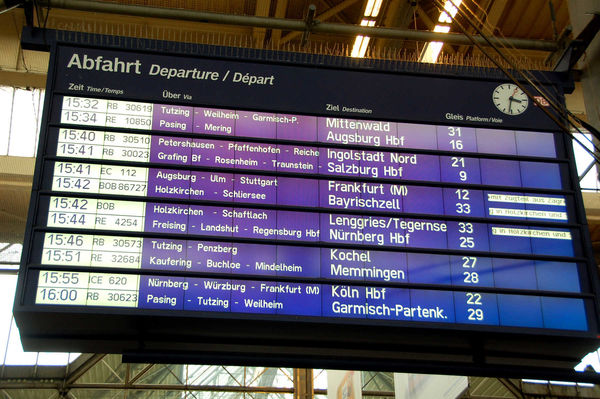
[{"x1": 14, "y1": 36, "x2": 600, "y2": 378}]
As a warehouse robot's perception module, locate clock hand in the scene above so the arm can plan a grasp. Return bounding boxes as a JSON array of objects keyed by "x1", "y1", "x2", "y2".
[{"x1": 508, "y1": 95, "x2": 515, "y2": 112}]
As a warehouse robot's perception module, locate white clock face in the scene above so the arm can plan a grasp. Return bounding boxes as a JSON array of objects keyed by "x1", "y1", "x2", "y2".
[{"x1": 492, "y1": 83, "x2": 529, "y2": 115}]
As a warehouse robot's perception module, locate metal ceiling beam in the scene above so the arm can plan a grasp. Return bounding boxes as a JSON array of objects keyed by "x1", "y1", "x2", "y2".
[
  {"x1": 0, "y1": 381, "x2": 298, "y2": 392},
  {"x1": 270, "y1": 0, "x2": 289, "y2": 45},
  {"x1": 0, "y1": 379, "x2": 399, "y2": 395},
  {"x1": 127, "y1": 363, "x2": 155, "y2": 385},
  {"x1": 319, "y1": 0, "x2": 352, "y2": 23},
  {"x1": 497, "y1": 378, "x2": 524, "y2": 399},
  {"x1": 40, "y1": 0, "x2": 559, "y2": 51},
  {"x1": 64, "y1": 353, "x2": 106, "y2": 385},
  {"x1": 279, "y1": 0, "x2": 361, "y2": 45},
  {"x1": 252, "y1": 0, "x2": 271, "y2": 46},
  {"x1": 485, "y1": 0, "x2": 510, "y2": 34},
  {"x1": 455, "y1": 0, "x2": 496, "y2": 54},
  {"x1": 415, "y1": 4, "x2": 455, "y2": 54},
  {"x1": 372, "y1": 0, "x2": 411, "y2": 50}
]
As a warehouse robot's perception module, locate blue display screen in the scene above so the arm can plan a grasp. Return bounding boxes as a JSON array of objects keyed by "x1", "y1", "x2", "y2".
[
  {"x1": 17, "y1": 44, "x2": 597, "y2": 345},
  {"x1": 32, "y1": 93, "x2": 588, "y2": 333}
]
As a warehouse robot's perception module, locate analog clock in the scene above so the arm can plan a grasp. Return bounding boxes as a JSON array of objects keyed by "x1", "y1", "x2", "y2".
[{"x1": 492, "y1": 83, "x2": 529, "y2": 115}]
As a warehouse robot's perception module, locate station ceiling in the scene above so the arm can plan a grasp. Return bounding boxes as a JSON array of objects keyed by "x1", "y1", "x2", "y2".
[{"x1": 0, "y1": 0, "x2": 573, "y2": 82}]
